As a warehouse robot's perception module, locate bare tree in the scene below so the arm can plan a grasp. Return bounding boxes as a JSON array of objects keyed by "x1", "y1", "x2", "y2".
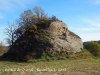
[
  {"x1": 51, "y1": 15, "x2": 58, "y2": 21},
  {"x1": 5, "y1": 6, "x2": 48, "y2": 47},
  {"x1": 33, "y1": 6, "x2": 47, "y2": 23},
  {"x1": 17, "y1": 9, "x2": 33, "y2": 30},
  {"x1": 16, "y1": 6, "x2": 48, "y2": 35},
  {"x1": 5, "y1": 23, "x2": 17, "y2": 46}
]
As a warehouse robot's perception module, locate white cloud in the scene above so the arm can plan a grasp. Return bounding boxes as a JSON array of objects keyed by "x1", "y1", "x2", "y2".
[
  {"x1": 69, "y1": 27, "x2": 100, "y2": 32},
  {"x1": 0, "y1": 0, "x2": 16, "y2": 11},
  {"x1": 91, "y1": 0, "x2": 100, "y2": 5},
  {"x1": 79, "y1": 28, "x2": 97, "y2": 31},
  {"x1": 0, "y1": 15, "x2": 4, "y2": 19},
  {"x1": 0, "y1": 13, "x2": 6, "y2": 19},
  {"x1": 0, "y1": 0, "x2": 37, "y2": 20},
  {"x1": 79, "y1": 28, "x2": 99, "y2": 31},
  {"x1": 0, "y1": 0, "x2": 37, "y2": 12},
  {"x1": 79, "y1": 33, "x2": 100, "y2": 42},
  {"x1": 69, "y1": 17, "x2": 100, "y2": 42},
  {"x1": 69, "y1": 16, "x2": 100, "y2": 33},
  {"x1": 82, "y1": 18, "x2": 100, "y2": 28}
]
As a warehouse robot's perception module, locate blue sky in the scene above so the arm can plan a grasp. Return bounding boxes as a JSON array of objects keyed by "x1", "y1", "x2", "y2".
[{"x1": 0, "y1": 0, "x2": 100, "y2": 45}]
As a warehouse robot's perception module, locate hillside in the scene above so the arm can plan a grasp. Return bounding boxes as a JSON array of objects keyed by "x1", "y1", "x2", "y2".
[
  {"x1": 1, "y1": 6, "x2": 83, "y2": 61},
  {"x1": 2, "y1": 20, "x2": 83, "y2": 61}
]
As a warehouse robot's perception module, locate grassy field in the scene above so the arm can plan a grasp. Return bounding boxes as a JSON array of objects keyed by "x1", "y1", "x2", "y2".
[{"x1": 0, "y1": 59, "x2": 100, "y2": 75}]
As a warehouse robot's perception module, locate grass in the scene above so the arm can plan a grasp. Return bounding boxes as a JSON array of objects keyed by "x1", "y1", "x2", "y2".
[
  {"x1": 0, "y1": 48, "x2": 99, "y2": 75},
  {"x1": 0, "y1": 59, "x2": 100, "y2": 75}
]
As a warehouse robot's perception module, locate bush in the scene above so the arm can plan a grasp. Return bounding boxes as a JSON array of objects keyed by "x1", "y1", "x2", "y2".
[
  {"x1": 85, "y1": 41, "x2": 100, "y2": 58},
  {"x1": 65, "y1": 49, "x2": 94, "y2": 59},
  {"x1": 34, "y1": 49, "x2": 94, "y2": 61}
]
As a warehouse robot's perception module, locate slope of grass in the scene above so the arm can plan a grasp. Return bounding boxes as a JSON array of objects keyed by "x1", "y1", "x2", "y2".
[
  {"x1": 67, "y1": 49, "x2": 94, "y2": 59},
  {"x1": 0, "y1": 59, "x2": 100, "y2": 75}
]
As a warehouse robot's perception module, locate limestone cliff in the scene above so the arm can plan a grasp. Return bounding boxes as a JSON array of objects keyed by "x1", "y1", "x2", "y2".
[
  {"x1": 2, "y1": 21, "x2": 83, "y2": 61},
  {"x1": 48, "y1": 21, "x2": 83, "y2": 53}
]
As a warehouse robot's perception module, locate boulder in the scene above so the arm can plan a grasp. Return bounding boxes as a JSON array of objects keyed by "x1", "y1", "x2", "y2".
[
  {"x1": 2, "y1": 21, "x2": 83, "y2": 61},
  {"x1": 48, "y1": 21, "x2": 83, "y2": 53}
]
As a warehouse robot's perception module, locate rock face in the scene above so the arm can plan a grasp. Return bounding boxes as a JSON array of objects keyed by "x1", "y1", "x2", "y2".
[
  {"x1": 2, "y1": 21, "x2": 83, "y2": 61},
  {"x1": 48, "y1": 21, "x2": 83, "y2": 53}
]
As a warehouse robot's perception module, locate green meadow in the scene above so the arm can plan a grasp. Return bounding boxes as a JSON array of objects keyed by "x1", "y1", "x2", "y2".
[{"x1": 0, "y1": 59, "x2": 100, "y2": 75}]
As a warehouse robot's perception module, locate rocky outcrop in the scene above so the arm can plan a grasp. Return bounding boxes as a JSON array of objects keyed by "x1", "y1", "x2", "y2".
[
  {"x1": 2, "y1": 21, "x2": 83, "y2": 61},
  {"x1": 48, "y1": 21, "x2": 83, "y2": 53}
]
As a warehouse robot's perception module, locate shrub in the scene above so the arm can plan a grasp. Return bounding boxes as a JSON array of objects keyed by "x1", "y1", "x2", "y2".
[
  {"x1": 85, "y1": 41, "x2": 100, "y2": 58},
  {"x1": 65, "y1": 49, "x2": 93, "y2": 59}
]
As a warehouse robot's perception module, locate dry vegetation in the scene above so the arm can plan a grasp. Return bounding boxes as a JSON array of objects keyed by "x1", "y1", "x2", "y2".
[{"x1": 0, "y1": 59, "x2": 100, "y2": 75}]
